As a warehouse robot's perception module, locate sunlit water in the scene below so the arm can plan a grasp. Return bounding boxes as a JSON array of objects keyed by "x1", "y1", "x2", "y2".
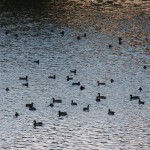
[{"x1": 0, "y1": 1, "x2": 150, "y2": 150}]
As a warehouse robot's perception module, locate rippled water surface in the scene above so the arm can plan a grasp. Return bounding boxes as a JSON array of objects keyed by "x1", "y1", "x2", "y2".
[{"x1": 0, "y1": 0, "x2": 150, "y2": 150}]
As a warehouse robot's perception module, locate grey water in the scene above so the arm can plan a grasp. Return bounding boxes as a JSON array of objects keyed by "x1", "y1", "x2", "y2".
[{"x1": 0, "y1": 0, "x2": 150, "y2": 150}]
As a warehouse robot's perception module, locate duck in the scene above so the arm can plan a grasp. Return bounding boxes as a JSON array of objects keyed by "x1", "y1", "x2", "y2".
[
  {"x1": 29, "y1": 106, "x2": 36, "y2": 111},
  {"x1": 49, "y1": 103, "x2": 54, "y2": 107},
  {"x1": 33, "y1": 120, "x2": 43, "y2": 127},
  {"x1": 130, "y1": 94, "x2": 140, "y2": 100},
  {"x1": 77, "y1": 35, "x2": 81, "y2": 40},
  {"x1": 5, "y1": 87, "x2": 10, "y2": 91},
  {"x1": 72, "y1": 82, "x2": 80, "y2": 86},
  {"x1": 19, "y1": 76, "x2": 28, "y2": 81},
  {"x1": 118, "y1": 37, "x2": 122, "y2": 41},
  {"x1": 14, "y1": 34, "x2": 18, "y2": 38},
  {"x1": 143, "y1": 65, "x2": 147, "y2": 69},
  {"x1": 96, "y1": 96, "x2": 101, "y2": 102},
  {"x1": 66, "y1": 76, "x2": 73, "y2": 81},
  {"x1": 22, "y1": 83, "x2": 28, "y2": 87},
  {"x1": 34, "y1": 60, "x2": 39, "y2": 64},
  {"x1": 5, "y1": 30, "x2": 9, "y2": 35},
  {"x1": 80, "y1": 85, "x2": 85, "y2": 91},
  {"x1": 83, "y1": 105, "x2": 90, "y2": 112},
  {"x1": 83, "y1": 33, "x2": 86, "y2": 37},
  {"x1": 15, "y1": 112, "x2": 19, "y2": 118},
  {"x1": 48, "y1": 75, "x2": 56, "y2": 79},
  {"x1": 118, "y1": 37, "x2": 122, "y2": 45},
  {"x1": 139, "y1": 87, "x2": 142, "y2": 92},
  {"x1": 109, "y1": 44, "x2": 112, "y2": 48},
  {"x1": 52, "y1": 98, "x2": 62, "y2": 103},
  {"x1": 71, "y1": 100, "x2": 77, "y2": 106},
  {"x1": 70, "y1": 69, "x2": 77, "y2": 74},
  {"x1": 119, "y1": 40, "x2": 122, "y2": 45},
  {"x1": 58, "y1": 111, "x2": 67, "y2": 117},
  {"x1": 60, "y1": 31, "x2": 64, "y2": 36},
  {"x1": 26, "y1": 102, "x2": 34, "y2": 107},
  {"x1": 138, "y1": 99, "x2": 144, "y2": 105},
  {"x1": 97, "y1": 81, "x2": 106, "y2": 86},
  {"x1": 108, "y1": 109, "x2": 115, "y2": 115},
  {"x1": 110, "y1": 79, "x2": 114, "y2": 83},
  {"x1": 97, "y1": 93, "x2": 106, "y2": 99}
]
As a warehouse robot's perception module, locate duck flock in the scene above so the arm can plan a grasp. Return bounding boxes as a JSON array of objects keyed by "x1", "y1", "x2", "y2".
[
  {"x1": 13, "y1": 68, "x2": 119, "y2": 128},
  {"x1": 13, "y1": 65, "x2": 146, "y2": 128},
  {"x1": 4, "y1": 31, "x2": 148, "y2": 129}
]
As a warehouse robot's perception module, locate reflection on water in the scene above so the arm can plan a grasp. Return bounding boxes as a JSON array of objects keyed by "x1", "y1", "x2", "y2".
[{"x1": 0, "y1": 0, "x2": 150, "y2": 150}]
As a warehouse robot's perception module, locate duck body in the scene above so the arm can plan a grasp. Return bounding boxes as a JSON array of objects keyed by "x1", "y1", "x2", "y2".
[
  {"x1": 138, "y1": 99, "x2": 144, "y2": 105},
  {"x1": 48, "y1": 75, "x2": 56, "y2": 79},
  {"x1": 71, "y1": 100, "x2": 77, "y2": 106},
  {"x1": 26, "y1": 102, "x2": 34, "y2": 107},
  {"x1": 22, "y1": 83, "x2": 28, "y2": 87},
  {"x1": 58, "y1": 111, "x2": 67, "y2": 117},
  {"x1": 72, "y1": 82, "x2": 80, "y2": 86},
  {"x1": 29, "y1": 106, "x2": 36, "y2": 111},
  {"x1": 70, "y1": 69, "x2": 77, "y2": 74},
  {"x1": 19, "y1": 76, "x2": 28, "y2": 81},
  {"x1": 34, "y1": 60, "x2": 39, "y2": 64},
  {"x1": 49, "y1": 103, "x2": 54, "y2": 107},
  {"x1": 96, "y1": 96, "x2": 101, "y2": 102},
  {"x1": 52, "y1": 98, "x2": 62, "y2": 103},
  {"x1": 97, "y1": 93, "x2": 106, "y2": 99},
  {"x1": 100, "y1": 96, "x2": 106, "y2": 99},
  {"x1": 130, "y1": 94, "x2": 140, "y2": 100},
  {"x1": 83, "y1": 105, "x2": 89, "y2": 112},
  {"x1": 108, "y1": 109, "x2": 115, "y2": 115},
  {"x1": 66, "y1": 76, "x2": 73, "y2": 81},
  {"x1": 97, "y1": 81, "x2": 106, "y2": 86},
  {"x1": 33, "y1": 120, "x2": 43, "y2": 127}
]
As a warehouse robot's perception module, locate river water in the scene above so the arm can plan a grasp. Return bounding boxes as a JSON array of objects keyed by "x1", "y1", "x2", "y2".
[{"x1": 0, "y1": 0, "x2": 150, "y2": 150}]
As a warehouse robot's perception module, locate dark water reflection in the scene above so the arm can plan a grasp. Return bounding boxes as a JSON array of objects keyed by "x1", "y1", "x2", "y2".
[{"x1": 0, "y1": 0, "x2": 150, "y2": 150}]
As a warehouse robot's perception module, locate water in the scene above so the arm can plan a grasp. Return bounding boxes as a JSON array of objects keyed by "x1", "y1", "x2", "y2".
[{"x1": 0, "y1": 0, "x2": 150, "y2": 149}]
